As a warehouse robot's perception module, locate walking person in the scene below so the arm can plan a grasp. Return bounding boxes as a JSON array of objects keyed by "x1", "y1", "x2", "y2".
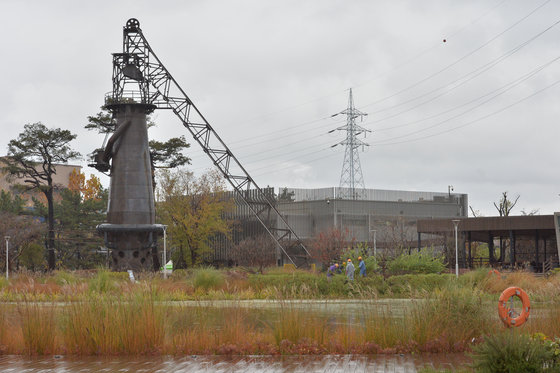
[
  {"x1": 345, "y1": 258, "x2": 355, "y2": 281},
  {"x1": 358, "y1": 256, "x2": 366, "y2": 277}
]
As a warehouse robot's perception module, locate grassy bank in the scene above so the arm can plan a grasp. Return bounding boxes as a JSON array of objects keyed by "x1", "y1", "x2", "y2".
[{"x1": 1, "y1": 267, "x2": 560, "y2": 302}]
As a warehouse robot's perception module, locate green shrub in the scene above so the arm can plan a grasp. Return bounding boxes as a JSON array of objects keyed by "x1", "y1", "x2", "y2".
[
  {"x1": 249, "y1": 272, "x2": 323, "y2": 297},
  {"x1": 387, "y1": 274, "x2": 453, "y2": 295},
  {"x1": 192, "y1": 267, "x2": 225, "y2": 291},
  {"x1": 170, "y1": 269, "x2": 188, "y2": 279},
  {"x1": 88, "y1": 270, "x2": 120, "y2": 293},
  {"x1": 355, "y1": 274, "x2": 386, "y2": 295},
  {"x1": 50, "y1": 270, "x2": 80, "y2": 286},
  {"x1": 471, "y1": 333, "x2": 558, "y2": 372},
  {"x1": 340, "y1": 247, "x2": 379, "y2": 273},
  {"x1": 458, "y1": 267, "x2": 492, "y2": 288},
  {"x1": 387, "y1": 248, "x2": 445, "y2": 275},
  {"x1": 248, "y1": 271, "x2": 385, "y2": 298},
  {"x1": 0, "y1": 277, "x2": 8, "y2": 289},
  {"x1": 108, "y1": 271, "x2": 130, "y2": 281}
]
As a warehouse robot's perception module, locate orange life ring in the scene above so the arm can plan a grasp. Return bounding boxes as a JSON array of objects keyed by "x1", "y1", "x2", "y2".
[
  {"x1": 498, "y1": 287, "x2": 530, "y2": 327},
  {"x1": 488, "y1": 269, "x2": 500, "y2": 276}
]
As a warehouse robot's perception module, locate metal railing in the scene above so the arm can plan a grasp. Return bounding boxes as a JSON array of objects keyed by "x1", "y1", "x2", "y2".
[{"x1": 283, "y1": 187, "x2": 466, "y2": 203}]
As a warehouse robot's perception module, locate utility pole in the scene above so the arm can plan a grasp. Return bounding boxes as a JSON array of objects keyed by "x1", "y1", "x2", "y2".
[{"x1": 331, "y1": 89, "x2": 370, "y2": 200}]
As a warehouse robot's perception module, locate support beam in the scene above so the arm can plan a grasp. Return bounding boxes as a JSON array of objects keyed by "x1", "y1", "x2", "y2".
[
  {"x1": 499, "y1": 236, "x2": 504, "y2": 262},
  {"x1": 535, "y1": 229, "x2": 539, "y2": 269},
  {"x1": 462, "y1": 233, "x2": 467, "y2": 268},
  {"x1": 509, "y1": 230, "x2": 516, "y2": 266},
  {"x1": 488, "y1": 232, "x2": 495, "y2": 264},
  {"x1": 468, "y1": 231, "x2": 472, "y2": 268},
  {"x1": 544, "y1": 238, "x2": 547, "y2": 262}
]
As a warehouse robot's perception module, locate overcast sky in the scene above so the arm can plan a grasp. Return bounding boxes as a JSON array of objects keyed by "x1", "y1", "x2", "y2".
[{"x1": 1, "y1": 0, "x2": 559, "y2": 216}]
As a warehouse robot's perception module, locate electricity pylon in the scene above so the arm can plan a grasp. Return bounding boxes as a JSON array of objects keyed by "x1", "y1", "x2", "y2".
[{"x1": 331, "y1": 89, "x2": 370, "y2": 200}]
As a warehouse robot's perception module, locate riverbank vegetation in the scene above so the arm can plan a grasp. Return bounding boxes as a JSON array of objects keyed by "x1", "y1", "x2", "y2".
[
  {"x1": 0, "y1": 266, "x2": 559, "y2": 302},
  {"x1": 0, "y1": 267, "x2": 559, "y2": 359}
]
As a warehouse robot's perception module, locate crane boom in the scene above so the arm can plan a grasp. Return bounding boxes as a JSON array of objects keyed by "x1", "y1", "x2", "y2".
[{"x1": 110, "y1": 18, "x2": 310, "y2": 266}]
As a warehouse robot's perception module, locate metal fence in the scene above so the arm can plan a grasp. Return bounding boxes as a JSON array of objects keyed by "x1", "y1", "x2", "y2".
[
  {"x1": 284, "y1": 187, "x2": 464, "y2": 204},
  {"x1": 211, "y1": 186, "x2": 468, "y2": 263}
]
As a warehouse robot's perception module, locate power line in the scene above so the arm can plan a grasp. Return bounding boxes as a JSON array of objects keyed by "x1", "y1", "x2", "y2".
[
  {"x1": 353, "y1": 0, "x2": 510, "y2": 90},
  {"x1": 241, "y1": 64, "x2": 560, "y2": 174},
  {"x1": 358, "y1": 0, "x2": 552, "y2": 110},
  {"x1": 372, "y1": 66, "x2": 559, "y2": 143},
  {"x1": 187, "y1": 6, "x2": 557, "y2": 165},
  {"x1": 372, "y1": 77, "x2": 560, "y2": 146},
  {"x1": 250, "y1": 77, "x2": 560, "y2": 178},
  {"x1": 374, "y1": 54, "x2": 560, "y2": 134},
  {"x1": 191, "y1": 52, "x2": 559, "y2": 170},
  {"x1": 220, "y1": 0, "x2": 512, "y2": 132},
  {"x1": 361, "y1": 15, "x2": 560, "y2": 125}
]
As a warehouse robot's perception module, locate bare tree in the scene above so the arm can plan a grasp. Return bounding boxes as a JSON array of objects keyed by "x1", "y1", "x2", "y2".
[
  {"x1": 493, "y1": 192, "x2": 519, "y2": 217},
  {"x1": 0, "y1": 212, "x2": 44, "y2": 272},
  {"x1": 469, "y1": 206, "x2": 483, "y2": 217},
  {"x1": 379, "y1": 217, "x2": 416, "y2": 256},
  {"x1": 309, "y1": 227, "x2": 354, "y2": 267},
  {"x1": 229, "y1": 234, "x2": 277, "y2": 272},
  {"x1": 521, "y1": 208, "x2": 540, "y2": 216}
]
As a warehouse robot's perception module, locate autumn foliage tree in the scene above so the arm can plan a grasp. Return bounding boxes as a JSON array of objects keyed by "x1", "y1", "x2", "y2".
[
  {"x1": 32, "y1": 169, "x2": 108, "y2": 269},
  {"x1": 309, "y1": 227, "x2": 354, "y2": 267},
  {"x1": 68, "y1": 169, "x2": 104, "y2": 201},
  {"x1": 156, "y1": 168, "x2": 233, "y2": 268}
]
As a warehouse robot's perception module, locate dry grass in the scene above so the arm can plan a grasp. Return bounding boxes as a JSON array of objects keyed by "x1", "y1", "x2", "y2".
[
  {"x1": 1, "y1": 268, "x2": 560, "y2": 355},
  {"x1": 18, "y1": 301, "x2": 57, "y2": 355},
  {"x1": 0, "y1": 291, "x2": 556, "y2": 356},
  {"x1": 60, "y1": 292, "x2": 165, "y2": 355}
]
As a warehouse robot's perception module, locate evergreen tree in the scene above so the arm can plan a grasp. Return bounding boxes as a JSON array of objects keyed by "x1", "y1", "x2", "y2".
[{"x1": 3, "y1": 123, "x2": 80, "y2": 270}]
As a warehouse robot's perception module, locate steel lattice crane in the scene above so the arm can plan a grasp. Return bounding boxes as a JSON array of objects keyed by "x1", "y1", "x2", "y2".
[{"x1": 93, "y1": 18, "x2": 310, "y2": 267}]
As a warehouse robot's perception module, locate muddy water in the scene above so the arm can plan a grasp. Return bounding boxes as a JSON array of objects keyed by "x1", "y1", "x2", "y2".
[{"x1": 0, "y1": 354, "x2": 470, "y2": 372}]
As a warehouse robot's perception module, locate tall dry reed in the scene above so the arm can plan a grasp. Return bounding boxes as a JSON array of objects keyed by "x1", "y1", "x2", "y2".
[
  {"x1": 60, "y1": 292, "x2": 165, "y2": 354},
  {"x1": 408, "y1": 285, "x2": 494, "y2": 351},
  {"x1": 18, "y1": 301, "x2": 57, "y2": 355}
]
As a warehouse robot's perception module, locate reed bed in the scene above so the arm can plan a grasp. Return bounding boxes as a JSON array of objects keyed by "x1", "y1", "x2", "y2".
[
  {"x1": 0, "y1": 268, "x2": 559, "y2": 355},
  {"x1": 0, "y1": 286, "x2": 555, "y2": 356}
]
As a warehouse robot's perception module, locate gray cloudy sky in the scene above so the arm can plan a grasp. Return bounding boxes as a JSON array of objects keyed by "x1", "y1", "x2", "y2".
[{"x1": 1, "y1": 0, "x2": 559, "y2": 216}]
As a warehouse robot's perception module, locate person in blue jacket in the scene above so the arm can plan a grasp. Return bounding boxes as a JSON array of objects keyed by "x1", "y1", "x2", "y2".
[{"x1": 358, "y1": 256, "x2": 366, "y2": 277}]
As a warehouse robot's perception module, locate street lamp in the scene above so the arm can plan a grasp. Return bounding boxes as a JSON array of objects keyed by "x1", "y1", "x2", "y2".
[
  {"x1": 452, "y1": 220, "x2": 460, "y2": 278},
  {"x1": 369, "y1": 229, "x2": 377, "y2": 257},
  {"x1": 326, "y1": 198, "x2": 337, "y2": 228},
  {"x1": 162, "y1": 225, "x2": 168, "y2": 279},
  {"x1": 5, "y1": 236, "x2": 10, "y2": 279}
]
